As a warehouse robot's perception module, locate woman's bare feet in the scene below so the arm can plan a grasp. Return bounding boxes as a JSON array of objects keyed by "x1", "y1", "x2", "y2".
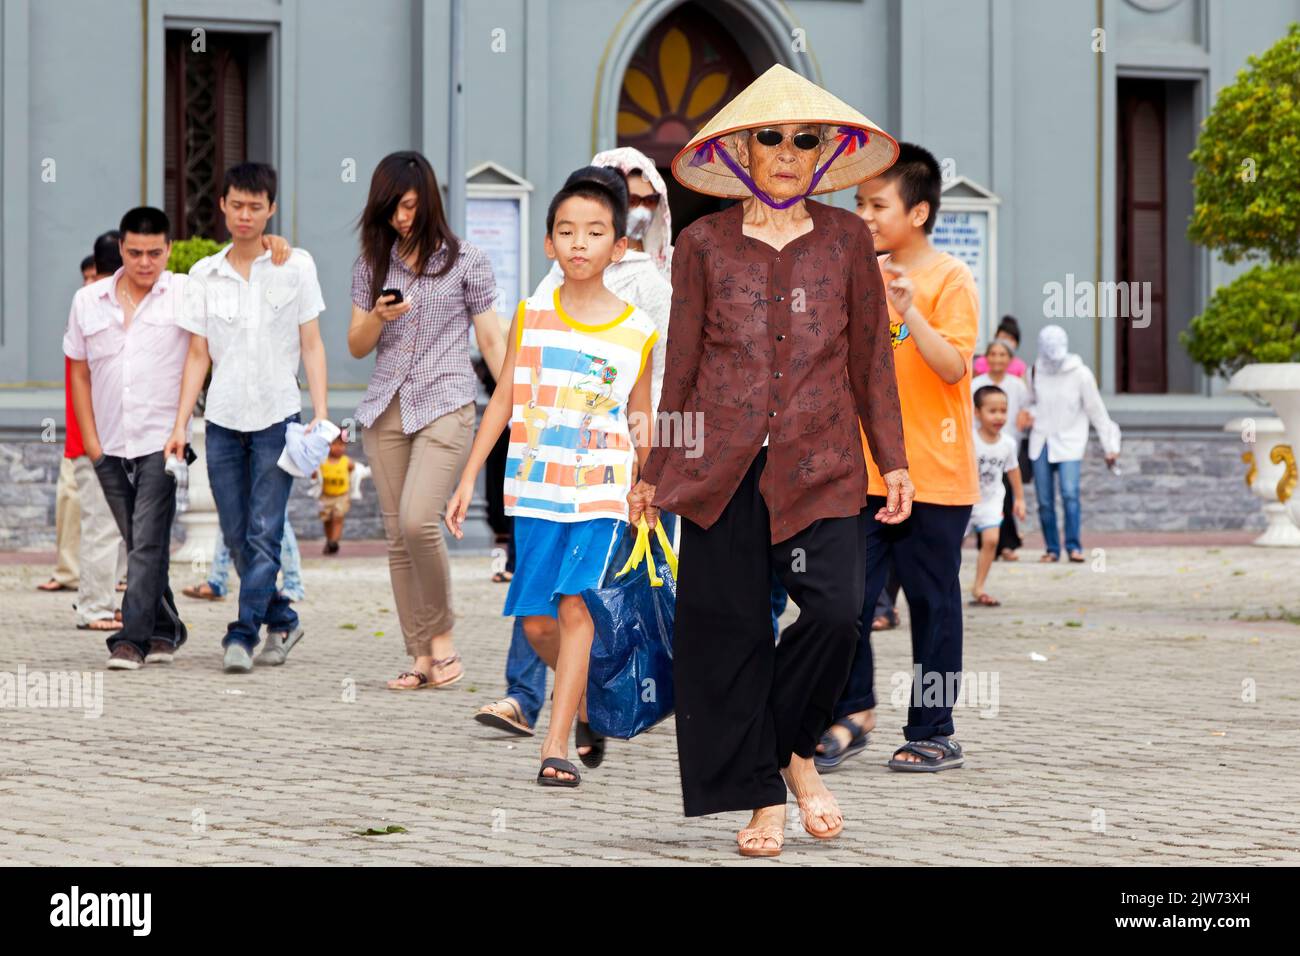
[
  {"x1": 737, "y1": 804, "x2": 786, "y2": 856},
  {"x1": 781, "y1": 754, "x2": 843, "y2": 838}
]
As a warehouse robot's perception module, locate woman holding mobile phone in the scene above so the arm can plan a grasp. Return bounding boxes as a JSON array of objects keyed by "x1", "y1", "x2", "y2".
[{"x1": 348, "y1": 151, "x2": 507, "y2": 691}]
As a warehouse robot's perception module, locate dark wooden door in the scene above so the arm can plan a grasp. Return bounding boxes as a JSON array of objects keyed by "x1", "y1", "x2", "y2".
[
  {"x1": 165, "y1": 32, "x2": 250, "y2": 242},
  {"x1": 1117, "y1": 80, "x2": 1168, "y2": 393}
]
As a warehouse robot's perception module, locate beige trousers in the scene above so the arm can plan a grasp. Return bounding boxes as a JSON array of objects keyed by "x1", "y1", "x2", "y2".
[
  {"x1": 363, "y1": 399, "x2": 476, "y2": 657},
  {"x1": 72, "y1": 455, "x2": 128, "y2": 625},
  {"x1": 53, "y1": 456, "x2": 81, "y2": 587}
]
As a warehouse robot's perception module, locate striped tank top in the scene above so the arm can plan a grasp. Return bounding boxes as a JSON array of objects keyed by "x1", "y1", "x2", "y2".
[{"x1": 503, "y1": 287, "x2": 658, "y2": 523}]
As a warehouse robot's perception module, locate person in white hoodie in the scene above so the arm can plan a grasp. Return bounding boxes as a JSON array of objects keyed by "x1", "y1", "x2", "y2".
[{"x1": 1018, "y1": 325, "x2": 1121, "y2": 562}]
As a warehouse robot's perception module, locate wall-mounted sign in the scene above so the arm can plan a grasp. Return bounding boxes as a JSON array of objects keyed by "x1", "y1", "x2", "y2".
[{"x1": 931, "y1": 176, "x2": 1001, "y2": 346}]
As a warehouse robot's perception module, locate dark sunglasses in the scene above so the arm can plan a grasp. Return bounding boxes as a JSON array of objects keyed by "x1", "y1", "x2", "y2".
[
  {"x1": 628, "y1": 193, "x2": 661, "y2": 210},
  {"x1": 752, "y1": 128, "x2": 822, "y2": 151}
]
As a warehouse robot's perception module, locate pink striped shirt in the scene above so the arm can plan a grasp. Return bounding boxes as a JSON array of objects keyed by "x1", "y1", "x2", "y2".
[{"x1": 62, "y1": 269, "x2": 192, "y2": 459}]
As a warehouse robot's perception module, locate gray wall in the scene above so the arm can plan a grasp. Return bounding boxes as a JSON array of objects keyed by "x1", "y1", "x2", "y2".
[{"x1": 4, "y1": 0, "x2": 1300, "y2": 396}]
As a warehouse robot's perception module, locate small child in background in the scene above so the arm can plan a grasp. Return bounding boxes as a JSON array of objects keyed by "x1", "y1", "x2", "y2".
[
  {"x1": 969, "y1": 385, "x2": 1025, "y2": 607},
  {"x1": 971, "y1": 338, "x2": 1031, "y2": 560},
  {"x1": 313, "y1": 435, "x2": 354, "y2": 555}
]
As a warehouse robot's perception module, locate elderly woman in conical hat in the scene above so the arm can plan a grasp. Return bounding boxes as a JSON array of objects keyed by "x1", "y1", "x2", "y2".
[{"x1": 628, "y1": 64, "x2": 916, "y2": 858}]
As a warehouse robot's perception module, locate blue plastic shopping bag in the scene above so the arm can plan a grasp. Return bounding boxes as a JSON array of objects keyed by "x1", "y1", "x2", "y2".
[{"x1": 581, "y1": 517, "x2": 677, "y2": 739}]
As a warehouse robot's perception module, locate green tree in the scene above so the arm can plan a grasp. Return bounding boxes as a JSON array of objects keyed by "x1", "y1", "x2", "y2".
[
  {"x1": 166, "y1": 237, "x2": 224, "y2": 275},
  {"x1": 1187, "y1": 23, "x2": 1300, "y2": 265},
  {"x1": 1182, "y1": 262, "x2": 1300, "y2": 377}
]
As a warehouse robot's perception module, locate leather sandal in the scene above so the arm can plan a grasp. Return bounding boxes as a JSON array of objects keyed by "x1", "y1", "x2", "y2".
[
  {"x1": 429, "y1": 654, "x2": 464, "y2": 689},
  {"x1": 474, "y1": 697, "x2": 534, "y2": 736},
  {"x1": 737, "y1": 825, "x2": 784, "y2": 858}
]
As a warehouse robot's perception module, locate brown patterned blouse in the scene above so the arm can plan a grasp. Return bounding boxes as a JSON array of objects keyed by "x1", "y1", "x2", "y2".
[{"x1": 641, "y1": 199, "x2": 907, "y2": 544}]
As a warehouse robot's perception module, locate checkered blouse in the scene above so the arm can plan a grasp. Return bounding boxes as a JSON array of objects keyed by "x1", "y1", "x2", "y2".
[{"x1": 351, "y1": 241, "x2": 497, "y2": 434}]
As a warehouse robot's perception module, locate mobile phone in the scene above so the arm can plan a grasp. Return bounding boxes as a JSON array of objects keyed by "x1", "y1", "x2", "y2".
[{"x1": 379, "y1": 288, "x2": 404, "y2": 304}]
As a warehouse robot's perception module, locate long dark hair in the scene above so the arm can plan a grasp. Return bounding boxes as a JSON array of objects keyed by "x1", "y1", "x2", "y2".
[{"x1": 357, "y1": 151, "x2": 459, "y2": 307}]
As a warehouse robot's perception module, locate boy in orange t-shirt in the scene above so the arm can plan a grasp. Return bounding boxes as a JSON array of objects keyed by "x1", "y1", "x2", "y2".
[{"x1": 815, "y1": 144, "x2": 978, "y2": 774}]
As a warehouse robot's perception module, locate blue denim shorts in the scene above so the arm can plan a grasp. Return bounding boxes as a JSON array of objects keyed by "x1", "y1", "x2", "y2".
[{"x1": 503, "y1": 516, "x2": 626, "y2": 618}]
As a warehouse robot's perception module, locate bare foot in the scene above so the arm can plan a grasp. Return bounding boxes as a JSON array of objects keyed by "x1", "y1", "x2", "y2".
[
  {"x1": 738, "y1": 804, "x2": 786, "y2": 855},
  {"x1": 781, "y1": 754, "x2": 843, "y2": 837}
]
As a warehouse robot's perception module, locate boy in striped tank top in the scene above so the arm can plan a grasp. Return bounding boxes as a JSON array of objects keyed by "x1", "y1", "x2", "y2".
[{"x1": 447, "y1": 171, "x2": 658, "y2": 788}]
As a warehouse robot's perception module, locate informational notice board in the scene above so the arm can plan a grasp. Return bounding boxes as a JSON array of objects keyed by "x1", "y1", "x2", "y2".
[
  {"x1": 931, "y1": 209, "x2": 990, "y2": 331},
  {"x1": 465, "y1": 196, "x2": 522, "y2": 315}
]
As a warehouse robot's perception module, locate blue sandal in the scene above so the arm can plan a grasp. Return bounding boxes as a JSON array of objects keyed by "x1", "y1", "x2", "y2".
[
  {"x1": 814, "y1": 718, "x2": 870, "y2": 771},
  {"x1": 888, "y1": 736, "x2": 964, "y2": 772}
]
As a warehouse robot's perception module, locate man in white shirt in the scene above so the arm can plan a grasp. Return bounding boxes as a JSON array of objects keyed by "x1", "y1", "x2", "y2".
[
  {"x1": 167, "y1": 163, "x2": 328, "y2": 672},
  {"x1": 65, "y1": 208, "x2": 194, "y2": 669}
]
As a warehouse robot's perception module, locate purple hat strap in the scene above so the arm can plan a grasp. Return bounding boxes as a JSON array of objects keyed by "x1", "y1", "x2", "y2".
[{"x1": 688, "y1": 126, "x2": 869, "y2": 210}]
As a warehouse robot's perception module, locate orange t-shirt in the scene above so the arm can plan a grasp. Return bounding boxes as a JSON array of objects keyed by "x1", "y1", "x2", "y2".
[{"x1": 864, "y1": 252, "x2": 980, "y2": 506}]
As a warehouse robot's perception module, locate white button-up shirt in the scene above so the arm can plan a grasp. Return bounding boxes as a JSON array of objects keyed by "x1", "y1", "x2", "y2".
[
  {"x1": 62, "y1": 269, "x2": 191, "y2": 459},
  {"x1": 180, "y1": 245, "x2": 326, "y2": 433}
]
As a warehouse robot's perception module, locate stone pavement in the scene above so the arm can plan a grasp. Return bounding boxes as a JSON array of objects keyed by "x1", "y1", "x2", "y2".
[{"x1": 2, "y1": 541, "x2": 1299, "y2": 866}]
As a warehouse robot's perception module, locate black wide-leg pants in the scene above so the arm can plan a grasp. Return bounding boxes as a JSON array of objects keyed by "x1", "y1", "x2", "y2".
[{"x1": 673, "y1": 448, "x2": 867, "y2": 817}]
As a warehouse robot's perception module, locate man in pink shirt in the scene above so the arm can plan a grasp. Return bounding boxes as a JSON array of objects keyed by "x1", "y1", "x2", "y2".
[{"x1": 64, "y1": 207, "x2": 195, "y2": 670}]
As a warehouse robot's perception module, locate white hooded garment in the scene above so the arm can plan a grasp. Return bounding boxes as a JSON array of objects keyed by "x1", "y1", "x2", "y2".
[
  {"x1": 531, "y1": 148, "x2": 674, "y2": 415},
  {"x1": 1026, "y1": 352, "x2": 1122, "y2": 463}
]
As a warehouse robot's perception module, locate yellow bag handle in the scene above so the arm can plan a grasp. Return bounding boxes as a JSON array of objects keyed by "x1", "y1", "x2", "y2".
[{"x1": 614, "y1": 516, "x2": 679, "y2": 587}]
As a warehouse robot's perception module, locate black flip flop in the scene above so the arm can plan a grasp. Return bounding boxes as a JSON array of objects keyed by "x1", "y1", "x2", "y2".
[
  {"x1": 814, "y1": 718, "x2": 870, "y2": 771},
  {"x1": 537, "y1": 757, "x2": 580, "y2": 788},
  {"x1": 575, "y1": 720, "x2": 606, "y2": 769}
]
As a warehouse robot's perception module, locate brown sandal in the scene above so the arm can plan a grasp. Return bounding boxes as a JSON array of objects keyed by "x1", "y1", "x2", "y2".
[
  {"x1": 182, "y1": 583, "x2": 223, "y2": 601},
  {"x1": 429, "y1": 654, "x2": 464, "y2": 689},
  {"x1": 77, "y1": 617, "x2": 123, "y2": 632},
  {"x1": 474, "y1": 697, "x2": 534, "y2": 736},
  {"x1": 737, "y1": 825, "x2": 784, "y2": 858},
  {"x1": 387, "y1": 670, "x2": 433, "y2": 691},
  {"x1": 37, "y1": 578, "x2": 73, "y2": 592}
]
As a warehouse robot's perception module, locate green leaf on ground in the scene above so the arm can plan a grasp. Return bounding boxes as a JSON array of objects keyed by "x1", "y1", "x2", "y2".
[
  {"x1": 340, "y1": 623, "x2": 357, "y2": 630},
  {"x1": 374, "y1": 631, "x2": 385, "y2": 637},
  {"x1": 354, "y1": 825, "x2": 407, "y2": 836},
  {"x1": 1065, "y1": 621, "x2": 1083, "y2": 628}
]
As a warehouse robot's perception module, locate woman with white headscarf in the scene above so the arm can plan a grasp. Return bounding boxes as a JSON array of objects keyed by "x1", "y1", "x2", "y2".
[{"x1": 1019, "y1": 325, "x2": 1121, "y2": 562}]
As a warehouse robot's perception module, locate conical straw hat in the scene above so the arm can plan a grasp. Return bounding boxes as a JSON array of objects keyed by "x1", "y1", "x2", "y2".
[{"x1": 671, "y1": 64, "x2": 898, "y2": 199}]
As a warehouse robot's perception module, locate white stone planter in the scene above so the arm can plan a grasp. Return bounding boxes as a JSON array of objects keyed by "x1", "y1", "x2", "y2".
[
  {"x1": 176, "y1": 418, "x2": 221, "y2": 567},
  {"x1": 1228, "y1": 363, "x2": 1300, "y2": 533},
  {"x1": 1223, "y1": 416, "x2": 1300, "y2": 547}
]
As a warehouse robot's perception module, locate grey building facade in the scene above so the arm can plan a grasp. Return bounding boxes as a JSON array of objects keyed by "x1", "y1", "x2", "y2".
[{"x1": 4, "y1": 0, "x2": 1298, "y2": 547}]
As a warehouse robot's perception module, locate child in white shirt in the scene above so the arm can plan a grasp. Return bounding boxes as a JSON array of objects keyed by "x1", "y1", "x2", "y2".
[{"x1": 969, "y1": 384, "x2": 1025, "y2": 607}]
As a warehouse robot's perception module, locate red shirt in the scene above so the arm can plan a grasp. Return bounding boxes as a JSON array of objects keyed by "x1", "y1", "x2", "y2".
[{"x1": 64, "y1": 355, "x2": 84, "y2": 459}]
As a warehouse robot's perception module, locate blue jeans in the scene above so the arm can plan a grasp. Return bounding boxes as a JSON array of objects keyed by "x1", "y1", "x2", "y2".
[
  {"x1": 205, "y1": 415, "x2": 299, "y2": 650},
  {"x1": 503, "y1": 510, "x2": 695, "y2": 725},
  {"x1": 208, "y1": 505, "x2": 304, "y2": 601},
  {"x1": 1031, "y1": 451, "x2": 1082, "y2": 556}
]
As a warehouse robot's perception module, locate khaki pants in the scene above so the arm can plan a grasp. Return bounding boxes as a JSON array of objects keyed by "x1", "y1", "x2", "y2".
[
  {"x1": 72, "y1": 455, "x2": 127, "y2": 625},
  {"x1": 53, "y1": 457, "x2": 81, "y2": 588},
  {"x1": 362, "y1": 399, "x2": 475, "y2": 657}
]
